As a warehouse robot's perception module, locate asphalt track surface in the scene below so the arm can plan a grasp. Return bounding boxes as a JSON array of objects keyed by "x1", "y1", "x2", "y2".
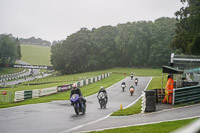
[
  {"x1": 68, "y1": 104, "x2": 200, "y2": 133},
  {"x1": 0, "y1": 77, "x2": 151, "y2": 133}
]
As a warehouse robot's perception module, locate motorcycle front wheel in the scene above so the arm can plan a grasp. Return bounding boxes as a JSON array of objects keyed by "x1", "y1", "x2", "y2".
[{"x1": 74, "y1": 104, "x2": 79, "y2": 115}]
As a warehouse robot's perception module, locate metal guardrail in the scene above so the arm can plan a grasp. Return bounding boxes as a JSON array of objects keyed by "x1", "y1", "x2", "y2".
[{"x1": 173, "y1": 85, "x2": 200, "y2": 105}]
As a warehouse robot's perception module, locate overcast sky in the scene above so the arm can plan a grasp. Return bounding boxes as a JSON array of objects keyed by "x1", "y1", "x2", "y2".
[{"x1": 0, "y1": 0, "x2": 184, "y2": 43}]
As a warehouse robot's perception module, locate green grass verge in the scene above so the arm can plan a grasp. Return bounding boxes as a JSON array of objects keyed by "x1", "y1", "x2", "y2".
[
  {"x1": 88, "y1": 118, "x2": 197, "y2": 133},
  {"x1": 0, "y1": 68, "x2": 24, "y2": 75},
  {"x1": 21, "y1": 44, "x2": 51, "y2": 66},
  {"x1": 111, "y1": 99, "x2": 142, "y2": 116}
]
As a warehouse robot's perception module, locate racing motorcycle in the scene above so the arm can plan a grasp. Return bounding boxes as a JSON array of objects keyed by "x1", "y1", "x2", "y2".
[
  {"x1": 121, "y1": 84, "x2": 126, "y2": 92},
  {"x1": 129, "y1": 87, "x2": 135, "y2": 96},
  {"x1": 97, "y1": 92, "x2": 107, "y2": 109},
  {"x1": 135, "y1": 78, "x2": 138, "y2": 86},
  {"x1": 70, "y1": 94, "x2": 86, "y2": 115}
]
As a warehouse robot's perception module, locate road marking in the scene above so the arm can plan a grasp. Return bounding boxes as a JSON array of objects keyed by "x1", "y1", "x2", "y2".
[{"x1": 63, "y1": 113, "x2": 112, "y2": 133}]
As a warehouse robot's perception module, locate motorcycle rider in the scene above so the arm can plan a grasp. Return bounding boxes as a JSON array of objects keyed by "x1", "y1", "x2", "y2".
[
  {"x1": 70, "y1": 83, "x2": 86, "y2": 107},
  {"x1": 98, "y1": 86, "x2": 108, "y2": 103},
  {"x1": 121, "y1": 81, "x2": 126, "y2": 86},
  {"x1": 131, "y1": 72, "x2": 134, "y2": 80},
  {"x1": 129, "y1": 84, "x2": 135, "y2": 91},
  {"x1": 135, "y1": 78, "x2": 138, "y2": 85},
  {"x1": 121, "y1": 81, "x2": 126, "y2": 91}
]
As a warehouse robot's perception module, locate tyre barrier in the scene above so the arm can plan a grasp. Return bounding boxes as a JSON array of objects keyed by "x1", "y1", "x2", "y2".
[{"x1": 141, "y1": 90, "x2": 156, "y2": 113}]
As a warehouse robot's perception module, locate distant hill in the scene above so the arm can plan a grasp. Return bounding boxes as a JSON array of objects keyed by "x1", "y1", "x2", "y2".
[
  {"x1": 21, "y1": 44, "x2": 51, "y2": 66},
  {"x1": 19, "y1": 37, "x2": 51, "y2": 47}
]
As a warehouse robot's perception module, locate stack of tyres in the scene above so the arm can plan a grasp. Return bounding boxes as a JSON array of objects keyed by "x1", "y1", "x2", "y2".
[{"x1": 145, "y1": 90, "x2": 156, "y2": 112}]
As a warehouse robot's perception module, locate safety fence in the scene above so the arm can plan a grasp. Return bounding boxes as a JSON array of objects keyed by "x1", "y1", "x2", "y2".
[
  {"x1": 0, "y1": 69, "x2": 27, "y2": 82},
  {"x1": 14, "y1": 72, "x2": 111, "y2": 102},
  {"x1": 0, "y1": 90, "x2": 13, "y2": 103},
  {"x1": 173, "y1": 85, "x2": 200, "y2": 105}
]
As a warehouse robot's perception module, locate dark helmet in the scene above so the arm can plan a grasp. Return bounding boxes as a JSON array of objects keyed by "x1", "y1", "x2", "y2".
[{"x1": 167, "y1": 75, "x2": 171, "y2": 79}]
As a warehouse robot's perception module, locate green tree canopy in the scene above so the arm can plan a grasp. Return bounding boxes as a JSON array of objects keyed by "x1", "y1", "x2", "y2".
[
  {"x1": 0, "y1": 34, "x2": 21, "y2": 66},
  {"x1": 171, "y1": 0, "x2": 200, "y2": 55}
]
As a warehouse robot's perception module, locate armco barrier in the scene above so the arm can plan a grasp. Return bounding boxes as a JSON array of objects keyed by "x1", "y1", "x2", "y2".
[
  {"x1": 173, "y1": 85, "x2": 200, "y2": 105},
  {"x1": 15, "y1": 91, "x2": 25, "y2": 102},
  {"x1": 32, "y1": 89, "x2": 40, "y2": 98},
  {"x1": 39, "y1": 87, "x2": 57, "y2": 96},
  {"x1": 24, "y1": 90, "x2": 32, "y2": 99},
  {"x1": 57, "y1": 84, "x2": 72, "y2": 92}
]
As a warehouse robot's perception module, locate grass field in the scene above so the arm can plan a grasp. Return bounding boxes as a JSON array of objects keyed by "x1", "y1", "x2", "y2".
[
  {"x1": 0, "y1": 68, "x2": 24, "y2": 75},
  {"x1": 88, "y1": 118, "x2": 197, "y2": 133},
  {"x1": 21, "y1": 44, "x2": 51, "y2": 66}
]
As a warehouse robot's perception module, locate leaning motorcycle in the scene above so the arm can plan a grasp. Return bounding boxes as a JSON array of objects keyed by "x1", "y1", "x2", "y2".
[
  {"x1": 97, "y1": 92, "x2": 107, "y2": 109},
  {"x1": 129, "y1": 87, "x2": 135, "y2": 96},
  {"x1": 121, "y1": 84, "x2": 126, "y2": 92},
  {"x1": 70, "y1": 94, "x2": 86, "y2": 115}
]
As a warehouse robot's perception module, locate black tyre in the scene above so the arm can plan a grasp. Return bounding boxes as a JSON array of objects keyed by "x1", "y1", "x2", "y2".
[
  {"x1": 145, "y1": 105, "x2": 156, "y2": 112},
  {"x1": 146, "y1": 100, "x2": 156, "y2": 106},
  {"x1": 100, "y1": 101, "x2": 103, "y2": 109},
  {"x1": 103, "y1": 100, "x2": 106, "y2": 108},
  {"x1": 74, "y1": 104, "x2": 79, "y2": 115},
  {"x1": 82, "y1": 105, "x2": 86, "y2": 115},
  {"x1": 146, "y1": 96, "x2": 156, "y2": 101},
  {"x1": 122, "y1": 87, "x2": 125, "y2": 92},
  {"x1": 130, "y1": 91, "x2": 133, "y2": 96},
  {"x1": 145, "y1": 90, "x2": 155, "y2": 96}
]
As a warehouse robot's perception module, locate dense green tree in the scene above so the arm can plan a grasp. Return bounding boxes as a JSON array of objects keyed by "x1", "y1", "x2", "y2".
[
  {"x1": 149, "y1": 17, "x2": 177, "y2": 67},
  {"x1": 51, "y1": 28, "x2": 91, "y2": 74},
  {"x1": 0, "y1": 35, "x2": 21, "y2": 66},
  {"x1": 171, "y1": 0, "x2": 200, "y2": 55},
  {"x1": 89, "y1": 26, "x2": 118, "y2": 70},
  {"x1": 16, "y1": 37, "x2": 22, "y2": 60}
]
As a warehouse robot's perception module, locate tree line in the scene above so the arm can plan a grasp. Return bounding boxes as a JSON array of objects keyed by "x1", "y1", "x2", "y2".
[
  {"x1": 51, "y1": 17, "x2": 177, "y2": 74},
  {"x1": 19, "y1": 36, "x2": 51, "y2": 47}
]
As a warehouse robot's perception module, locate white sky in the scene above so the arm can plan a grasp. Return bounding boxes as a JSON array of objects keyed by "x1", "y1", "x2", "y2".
[{"x1": 0, "y1": 0, "x2": 184, "y2": 43}]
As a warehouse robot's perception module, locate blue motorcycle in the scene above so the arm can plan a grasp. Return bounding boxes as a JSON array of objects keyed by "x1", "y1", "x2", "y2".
[{"x1": 70, "y1": 94, "x2": 86, "y2": 115}]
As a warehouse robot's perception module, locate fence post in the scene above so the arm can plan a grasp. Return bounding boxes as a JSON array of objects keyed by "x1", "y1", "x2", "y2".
[{"x1": 173, "y1": 89, "x2": 175, "y2": 105}]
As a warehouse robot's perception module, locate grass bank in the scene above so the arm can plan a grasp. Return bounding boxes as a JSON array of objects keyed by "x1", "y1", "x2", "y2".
[
  {"x1": 88, "y1": 118, "x2": 197, "y2": 133},
  {"x1": 21, "y1": 44, "x2": 51, "y2": 66},
  {"x1": 0, "y1": 68, "x2": 24, "y2": 75}
]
